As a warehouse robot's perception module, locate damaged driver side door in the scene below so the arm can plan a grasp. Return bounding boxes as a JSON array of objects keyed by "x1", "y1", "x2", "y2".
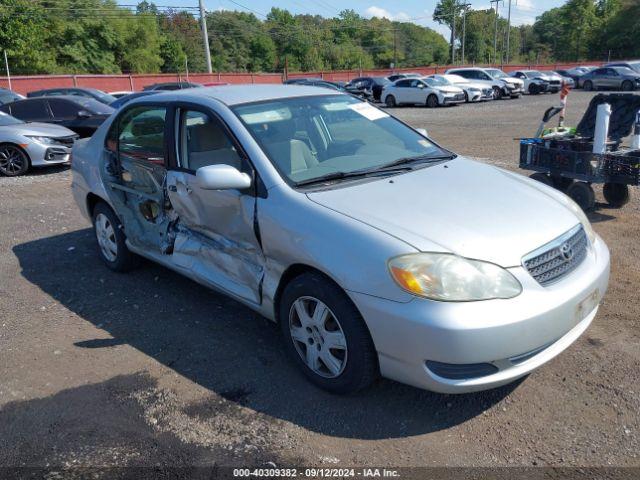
[{"x1": 165, "y1": 107, "x2": 264, "y2": 304}]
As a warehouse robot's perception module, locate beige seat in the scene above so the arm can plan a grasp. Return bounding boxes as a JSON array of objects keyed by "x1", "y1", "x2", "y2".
[
  {"x1": 260, "y1": 121, "x2": 319, "y2": 175},
  {"x1": 187, "y1": 123, "x2": 241, "y2": 171}
]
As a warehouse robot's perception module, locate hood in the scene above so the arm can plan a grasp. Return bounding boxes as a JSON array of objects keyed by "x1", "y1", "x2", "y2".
[
  {"x1": 503, "y1": 77, "x2": 523, "y2": 86},
  {"x1": 2, "y1": 122, "x2": 77, "y2": 137},
  {"x1": 307, "y1": 157, "x2": 580, "y2": 267}
]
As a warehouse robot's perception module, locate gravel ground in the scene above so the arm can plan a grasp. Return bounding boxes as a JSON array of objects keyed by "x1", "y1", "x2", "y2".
[{"x1": 0, "y1": 91, "x2": 638, "y2": 473}]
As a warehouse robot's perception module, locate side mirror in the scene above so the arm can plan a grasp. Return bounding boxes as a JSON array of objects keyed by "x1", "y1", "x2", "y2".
[
  {"x1": 196, "y1": 164, "x2": 252, "y2": 190},
  {"x1": 417, "y1": 83, "x2": 425, "y2": 88},
  {"x1": 77, "y1": 110, "x2": 91, "y2": 118},
  {"x1": 416, "y1": 128, "x2": 429, "y2": 137}
]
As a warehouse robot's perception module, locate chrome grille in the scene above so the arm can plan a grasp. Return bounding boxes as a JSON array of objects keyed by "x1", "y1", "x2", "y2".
[
  {"x1": 523, "y1": 225, "x2": 588, "y2": 286},
  {"x1": 54, "y1": 135, "x2": 77, "y2": 147}
]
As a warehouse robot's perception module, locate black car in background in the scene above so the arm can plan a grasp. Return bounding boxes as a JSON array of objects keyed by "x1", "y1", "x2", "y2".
[
  {"x1": 346, "y1": 77, "x2": 391, "y2": 101},
  {"x1": 0, "y1": 88, "x2": 24, "y2": 105},
  {"x1": 0, "y1": 96, "x2": 114, "y2": 137},
  {"x1": 142, "y1": 82, "x2": 202, "y2": 91},
  {"x1": 27, "y1": 87, "x2": 116, "y2": 105},
  {"x1": 284, "y1": 78, "x2": 373, "y2": 100},
  {"x1": 387, "y1": 72, "x2": 422, "y2": 82}
]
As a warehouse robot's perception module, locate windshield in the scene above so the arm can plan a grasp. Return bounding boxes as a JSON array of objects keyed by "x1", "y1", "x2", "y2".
[
  {"x1": 233, "y1": 95, "x2": 447, "y2": 185},
  {"x1": 89, "y1": 89, "x2": 117, "y2": 104},
  {"x1": 424, "y1": 77, "x2": 447, "y2": 87},
  {"x1": 529, "y1": 71, "x2": 544, "y2": 77},
  {"x1": 445, "y1": 74, "x2": 468, "y2": 84},
  {"x1": 0, "y1": 111, "x2": 24, "y2": 126},
  {"x1": 486, "y1": 69, "x2": 507, "y2": 79},
  {"x1": 74, "y1": 98, "x2": 115, "y2": 115}
]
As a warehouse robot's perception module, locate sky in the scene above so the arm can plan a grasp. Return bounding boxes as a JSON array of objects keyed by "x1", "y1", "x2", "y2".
[{"x1": 121, "y1": 0, "x2": 567, "y2": 39}]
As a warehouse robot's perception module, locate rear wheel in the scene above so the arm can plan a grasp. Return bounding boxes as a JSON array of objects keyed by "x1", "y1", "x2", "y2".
[
  {"x1": 603, "y1": 183, "x2": 630, "y2": 208},
  {"x1": 385, "y1": 95, "x2": 397, "y2": 108},
  {"x1": 552, "y1": 176, "x2": 574, "y2": 191},
  {"x1": 426, "y1": 94, "x2": 439, "y2": 108},
  {"x1": 621, "y1": 80, "x2": 634, "y2": 92},
  {"x1": 567, "y1": 182, "x2": 596, "y2": 211},
  {"x1": 92, "y1": 202, "x2": 140, "y2": 272},
  {"x1": 279, "y1": 272, "x2": 378, "y2": 394},
  {"x1": 528, "y1": 83, "x2": 540, "y2": 95},
  {"x1": 583, "y1": 80, "x2": 593, "y2": 92},
  {"x1": 463, "y1": 91, "x2": 470, "y2": 103},
  {"x1": 530, "y1": 172, "x2": 553, "y2": 186},
  {"x1": 0, "y1": 144, "x2": 30, "y2": 177}
]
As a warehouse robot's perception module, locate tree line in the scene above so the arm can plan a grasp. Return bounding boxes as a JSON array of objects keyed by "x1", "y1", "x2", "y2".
[{"x1": 0, "y1": 0, "x2": 638, "y2": 77}]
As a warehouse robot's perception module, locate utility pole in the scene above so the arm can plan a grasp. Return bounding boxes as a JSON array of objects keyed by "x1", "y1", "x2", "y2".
[
  {"x1": 199, "y1": 0, "x2": 212, "y2": 74},
  {"x1": 490, "y1": 0, "x2": 501, "y2": 65},
  {"x1": 450, "y1": 1, "x2": 457, "y2": 64},
  {"x1": 505, "y1": 0, "x2": 513, "y2": 65},
  {"x1": 461, "y1": 3, "x2": 471, "y2": 65},
  {"x1": 393, "y1": 29, "x2": 397, "y2": 70},
  {"x1": 3, "y1": 51, "x2": 11, "y2": 90}
]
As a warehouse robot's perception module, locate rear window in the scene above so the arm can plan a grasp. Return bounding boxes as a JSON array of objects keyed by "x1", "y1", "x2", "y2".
[{"x1": 72, "y1": 98, "x2": 115, "y2": 115}]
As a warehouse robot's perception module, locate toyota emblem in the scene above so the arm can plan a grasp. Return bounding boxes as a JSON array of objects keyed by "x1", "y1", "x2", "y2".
[{"x1": 560, "y1": 242, "x2": 574, "y2": 262}]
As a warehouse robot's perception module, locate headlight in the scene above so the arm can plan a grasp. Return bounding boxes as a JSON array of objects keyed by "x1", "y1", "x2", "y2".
[
  {"x1": 27, "y1": 136, "x2": 57, "y2": 145},
  {"x1": 388, "y1": 253, "x2": 522, "y2": 301},
  {"x1": 563, "y1": 195, "x2": 596, "y2": 244}
]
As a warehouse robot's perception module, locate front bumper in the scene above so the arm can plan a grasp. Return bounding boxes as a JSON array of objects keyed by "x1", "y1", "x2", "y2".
[
  {"x1": 442, "y1": 94, "x2": 466, "y2": 105},
  {"x1": 350, "y1": 234, "x2": 610, "y2": 393},
  {"x1": 27, "y1": 143, "x2": 72, "y2": 167}
]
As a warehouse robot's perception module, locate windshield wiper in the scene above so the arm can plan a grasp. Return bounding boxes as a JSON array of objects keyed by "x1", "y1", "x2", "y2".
[{"x1": 374, "y1": 153, "x2": 456, "y2": 170}]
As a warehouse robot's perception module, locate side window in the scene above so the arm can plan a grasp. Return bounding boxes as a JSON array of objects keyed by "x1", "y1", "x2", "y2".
[
  {"x1": 10, "y1": 100, "x2": 50, "y2": 120},
  {"x1": 395, "y1": 79, "x2": 411, "y2": 88},
  {"x1": 179, "y1": 110, "x2": 242, "y2": 172},
  {"x1": 118, "y1": 106, "x2": 167, "y2": 166},
  {"x1": 594, "y1": 68, "x2": 606, "y2": 75},
  {"x1": 457, "y1": 71, "x2": 472, "y2": 79},
  {"x1": 478, "y1": 72, "x2": 491, "y2": 80},
  {"x1": 49, "y1": 99, "x2": 79, "y2": 119},
  {"x1": 607, "y1": 68, "x2": 618, "y2": 76}
]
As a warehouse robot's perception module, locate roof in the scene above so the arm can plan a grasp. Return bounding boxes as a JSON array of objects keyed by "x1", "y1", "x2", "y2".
[{"x1": 153, "y1": 84, "x2": 342, "y2": 106}]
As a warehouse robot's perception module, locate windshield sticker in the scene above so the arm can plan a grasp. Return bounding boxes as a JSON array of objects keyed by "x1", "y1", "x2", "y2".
[
  {"x1": 348, "y1": 102, "x2": 389, "y2": 121},
  {"x1": 418, "y1": 139, "x2": 431, "y2": 148},
  {"x1": 322, "y1": 102, "x2": 352, "y2": 111}
]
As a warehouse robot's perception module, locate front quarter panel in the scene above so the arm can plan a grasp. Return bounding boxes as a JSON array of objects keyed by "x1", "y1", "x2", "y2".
[{"x1": 258, "y1": 184, "x2": 419, "y2": 317}]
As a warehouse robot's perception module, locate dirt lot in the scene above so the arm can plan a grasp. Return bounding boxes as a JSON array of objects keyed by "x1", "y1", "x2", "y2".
[{"x1": 1, "y1": 91, "x2": 638, "y2": 473}]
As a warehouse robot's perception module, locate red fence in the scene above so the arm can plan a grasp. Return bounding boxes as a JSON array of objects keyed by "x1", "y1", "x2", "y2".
[{"x1": 1, "y1": 62, "x2": 603, "y2": 95}]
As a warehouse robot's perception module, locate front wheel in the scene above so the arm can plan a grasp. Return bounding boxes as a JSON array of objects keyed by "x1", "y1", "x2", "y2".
[
  {"x1": 528, "y1": 83, "x2": 540, "y2": 95},
  {"x1": 621, "y1": 80, "x2": 634, "y2": 92},
  {"x1": 426, "y1": 94, "x2": 439, "y2": 108},
  {"x1": 492, "y1": 86, "x2": 502, "y2": 100},
  {"x1": 530, "y1": 172, "x2": 553, "y2": 186},
  {"x1": 385, "y1": 95, "x2": 397, "y2": 108},
  {"x1": 583, "y1": 80, "x2": 593, "y2": 91},
  {"x1": 279, "y1": 272, "x2": 378, "y2": 394},
  {"x1": 92, "y1": 202, "x2": 140, "y2": 272},
  {"x1": 0, "y1": 144, "x2": 30, "y2": 177}
]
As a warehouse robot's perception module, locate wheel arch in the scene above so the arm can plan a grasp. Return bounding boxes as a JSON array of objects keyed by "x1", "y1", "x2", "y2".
[{"x1": 86, "y1": 192, "x2": 111, "y2": 219}]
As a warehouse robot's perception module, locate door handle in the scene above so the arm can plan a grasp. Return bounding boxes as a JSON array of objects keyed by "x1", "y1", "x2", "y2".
[{"x1": 168, "y1": 185, "x2": 177, "y2": 192}]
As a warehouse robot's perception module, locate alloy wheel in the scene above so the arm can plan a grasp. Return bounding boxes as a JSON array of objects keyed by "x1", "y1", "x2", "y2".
[
  {"x1": 95, "y1": 213, "x2": 118, "y2": 262},
  {"x1": 0, "y1": 145, "x2": 27, "y2": 176},
  {"x1": 289, "y1": 296, "x2": 347, "y2": 378}
]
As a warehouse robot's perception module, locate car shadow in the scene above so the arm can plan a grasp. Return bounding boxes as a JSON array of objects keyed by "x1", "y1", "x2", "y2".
[{"x1": 13, "y1": 229, "x2": 518, "y2": 440}]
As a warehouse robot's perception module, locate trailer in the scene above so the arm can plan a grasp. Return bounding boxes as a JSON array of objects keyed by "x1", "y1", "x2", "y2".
[{"x1": 519, "y1": 94, "x2": 640, "y2": 210}]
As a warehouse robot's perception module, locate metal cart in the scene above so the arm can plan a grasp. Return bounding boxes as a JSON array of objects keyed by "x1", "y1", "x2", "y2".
[{"x1": 519, "y1": 94, "x2": 640, "y2": 210}]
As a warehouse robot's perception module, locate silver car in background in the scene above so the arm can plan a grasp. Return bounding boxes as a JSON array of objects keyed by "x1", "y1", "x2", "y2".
[
  {"x1": 446, "y1": 67, "x2": 524, "y2": 99},
  {"x1": 0, "y1": 111, "x2": 77, "y2": 176},
  {"x1": 382, "y1": 77, "x2": 465, "y2": 108},
  {"x1": 579, "y1": 66, "x2": 640, "y2": 91},
  {"x1": 71, "y1": 85, "x2": 610, "y2": 394}
]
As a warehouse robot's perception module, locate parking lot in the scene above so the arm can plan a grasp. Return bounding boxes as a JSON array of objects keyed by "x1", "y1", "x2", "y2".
[{"x1": 1, "y1": 91, "x2": 638, "y2": 470}]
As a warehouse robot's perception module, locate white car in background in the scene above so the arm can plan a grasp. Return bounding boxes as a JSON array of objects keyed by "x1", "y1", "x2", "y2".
[
  {"x1": 382, "y1": 77, "x2": 465, "y2": 108},
  {"x1": 427, "y1": 74, "x2": 493, "y2": 102},
  {"x1": 446, "y1": 67, "x2": 523, "y2": 99}
]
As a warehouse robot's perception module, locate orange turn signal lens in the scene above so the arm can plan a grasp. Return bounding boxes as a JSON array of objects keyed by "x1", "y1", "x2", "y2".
[{"x1": 390, "y1": 266, "x2": 423, "y2": 295}]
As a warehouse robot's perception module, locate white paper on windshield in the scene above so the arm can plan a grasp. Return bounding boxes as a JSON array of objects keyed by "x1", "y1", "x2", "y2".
[
  {"x1": 348, "y1": 102, "x2": 389, "y2": 121},
  {"x1": 240, "y1": 107, "x2": 291, "y2": 125}
]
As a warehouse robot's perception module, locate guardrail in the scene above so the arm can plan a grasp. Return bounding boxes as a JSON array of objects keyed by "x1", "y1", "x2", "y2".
[{"x1": 0, "y1": 62, "x2": 603, "y2": 95}]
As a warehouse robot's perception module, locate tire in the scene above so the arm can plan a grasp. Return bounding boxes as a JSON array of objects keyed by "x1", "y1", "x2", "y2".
[
  {"x1": 279, "y1": 272, "x2": 378, "y2": 394},
  {"x1": 528, "y1": 83, "x2": 540, "y2": 95},
  {"x1": 426, "y1": 94, "x2": 439, "y2": 108},
  {"x1": 92, "y1": 202, "x2": 140, "y2": 272},
  {"x1": 492, "y1": 86, "x2": 502, "y2": 100},
  {"x1": 566, "y1": 182, "x2": 596, "y2": 211},
  {"x1": 464, "y1": 91, "x2": 470, "y2": 103},
  {"x1": 385, "y1": 95, "x2": 397, "y2": 108},
  {"x1": 552, "y1": 176, "x2": 573, "y2": 192},
  {"x1": 583, "y1": 80, "x2": 593, "y2": 92},
  {"x1": 0, "y1": 143, "x2": 30, "y2": 177},
  {"x1": 530, "y1": 172, "x2": 553, "y2": 186},
  {"x1": 621, "y1": 80, "x2": 634, "y2": 92},
  {"x1": 603, "y1": 183, "x2": 630, "y2": 208}
]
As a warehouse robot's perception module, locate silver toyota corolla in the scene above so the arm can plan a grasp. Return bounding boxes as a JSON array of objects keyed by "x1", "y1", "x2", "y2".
[
  {"x1": 0, "y1": 111, "x2": 77, "y2": 176},
  {"x1": 70, "y1": 85, "x2": 610, "y2": 394}
]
